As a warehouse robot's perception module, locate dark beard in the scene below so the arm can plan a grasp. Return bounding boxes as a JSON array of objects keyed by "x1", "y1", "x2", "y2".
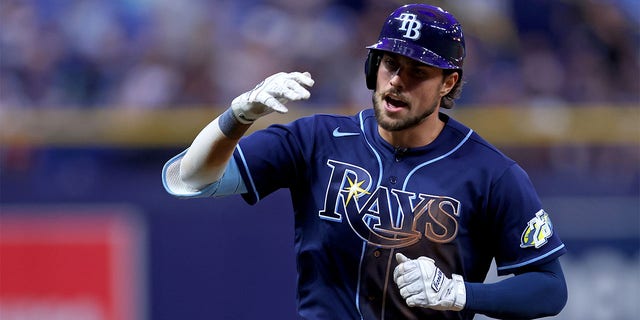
[{"x1": 372, "y1": 92, "x2": 437, "y2": 132}]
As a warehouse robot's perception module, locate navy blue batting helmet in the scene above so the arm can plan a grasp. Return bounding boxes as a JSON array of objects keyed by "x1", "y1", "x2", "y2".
[{"x1": 365, "y1": 4, "x2": 465, "y2": 89}]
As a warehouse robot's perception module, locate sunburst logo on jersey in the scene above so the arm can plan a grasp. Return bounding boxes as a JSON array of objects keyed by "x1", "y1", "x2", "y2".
[{"x1": 342, "y1": 176, "x2": 370, "y2": 206}]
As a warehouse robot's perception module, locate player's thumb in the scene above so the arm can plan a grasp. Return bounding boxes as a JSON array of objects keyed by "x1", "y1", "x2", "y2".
[{"x1": 395, "y1": 252, "x2": 410, "y2": 264}]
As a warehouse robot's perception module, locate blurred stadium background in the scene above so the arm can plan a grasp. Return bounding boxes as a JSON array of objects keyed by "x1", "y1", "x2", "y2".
[{"x1": 0, "y1": 0, "x2": 638, "y2": 319}]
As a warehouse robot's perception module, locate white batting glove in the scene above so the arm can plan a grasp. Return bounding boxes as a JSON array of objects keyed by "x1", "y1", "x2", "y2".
[
  {"x1": 230, "y1": 71, "x2": 314, "y2": 124},
  {"x1": 393, "y1": 253, "x2": 466, "y2": 311}
]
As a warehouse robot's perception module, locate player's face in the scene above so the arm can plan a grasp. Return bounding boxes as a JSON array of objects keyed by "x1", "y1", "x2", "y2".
[{"x1": 372, "y1": 53, "x2": 456, "y2": 132}]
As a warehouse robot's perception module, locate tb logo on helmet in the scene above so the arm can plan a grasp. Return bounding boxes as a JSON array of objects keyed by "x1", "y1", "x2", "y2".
[{"x1": 395, "y1": 13, "x2": 422, "y2": 40}]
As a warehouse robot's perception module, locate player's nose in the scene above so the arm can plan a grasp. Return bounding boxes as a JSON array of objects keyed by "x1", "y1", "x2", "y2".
[{"x1": 389, "y1": 67, "x2": 404, "y2": 89}]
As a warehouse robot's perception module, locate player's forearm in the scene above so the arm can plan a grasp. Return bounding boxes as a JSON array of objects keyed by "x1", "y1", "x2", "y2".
[
  {"x1": 464, "y1": 259, "x2": 567, "y2": 318},
  {"x1": 180, "y1": 108, "x2": 250, "y2": 189},
  {"x1": 180, "y1": 72, "x2": 313, "y2": 189}
]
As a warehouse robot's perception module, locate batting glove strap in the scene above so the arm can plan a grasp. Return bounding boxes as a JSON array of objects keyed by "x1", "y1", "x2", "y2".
[
  {"x1": 449, "y1": 274, "x2": 466, "y2": 311},
  {"x1": 230, "y1": 71, "x2": 314, "y2": 124}
]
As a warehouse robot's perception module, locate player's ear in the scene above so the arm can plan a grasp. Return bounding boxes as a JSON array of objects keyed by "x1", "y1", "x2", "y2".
[{"x1": 440, "y1": 71, "x2": 459, "y2": 96}]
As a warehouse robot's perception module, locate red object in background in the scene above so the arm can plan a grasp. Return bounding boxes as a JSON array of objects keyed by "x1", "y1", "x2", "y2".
[{"x1": 0, "y1": 206, "x2": 146, "y2": 320}]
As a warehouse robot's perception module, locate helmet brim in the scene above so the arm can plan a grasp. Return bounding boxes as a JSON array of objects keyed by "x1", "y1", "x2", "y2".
[{"x1": 367, "y1": 38, "x2": 460, "y2": 70}]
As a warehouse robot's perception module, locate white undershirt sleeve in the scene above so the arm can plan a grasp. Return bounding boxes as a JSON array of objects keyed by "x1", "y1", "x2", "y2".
[{"x1": 162, "y1": 149, "x2": 247, "y2": 199}]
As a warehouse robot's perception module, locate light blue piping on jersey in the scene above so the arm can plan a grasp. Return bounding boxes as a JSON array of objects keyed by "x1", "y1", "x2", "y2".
[
  {"x1": 236, "y1": 145, "x2": 260, "y2": 202},
  {"x1": 394, "y1": 128, "x2": 473, "y2": 228},
  {"x1": 359, "y1": 110, "x2": 384, "y2": 187},
  {"x1": 402, "y1": 128, "x2": 474, "y2": 190},
  {"x1": 355, "y1": 240, "x2": 368, "y2": 320},
  {"x1": 354, "y1": 110, "x2": 384, "y2": 320},
  {"x1": 497, "y1": 244, "x2": 566, "y2": 271}
]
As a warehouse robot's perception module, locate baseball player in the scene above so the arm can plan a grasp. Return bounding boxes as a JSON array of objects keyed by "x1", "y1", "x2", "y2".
[{"x1": 163, "y1": 4, "x2": 567, "y2": 319}]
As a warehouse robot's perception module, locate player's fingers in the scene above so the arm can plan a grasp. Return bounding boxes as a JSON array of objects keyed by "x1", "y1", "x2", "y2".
[
  {"x1": 399, "y1": 280, "x2": 424, "y2": 297},
  {"x1": 264, "y1": 77, "x2": 311, "y2": 104},
  {"x1": 281, "y1": 80, "x2": 311, "y2": 101},
  {"x1": 417, "y1": 256, "x2": 436, "y2": 264},
  {"x1": 393, "y1": 261, "x2": 408, "y2": 283},
  {"x1": 398, "y1": 259, "x2": 419, "y2": 274},
  {"x1": 395, "y1": 252, "x2": 410, "y2": 263},
  {"x1": 399, "y1": 286, "x2": 410, "y2": 299},
  {"x1": 288, "y1": 71, "x2": 315, "y2": 88},
  {"x1": 258, "y1": 92, "x2": 288, "y2": 114},
  {"x1": 393, "y1": 260, "x2": 416, "y2": 283},
  {"x1": 393, "y1": 269, "x2": 401, "y2": 284},
  {"x1": 405, "y1": 292, "x2": 427, "y2": 308},
  {"x1": 394, "y1": 264, "x2": 421, "y2": 288}
]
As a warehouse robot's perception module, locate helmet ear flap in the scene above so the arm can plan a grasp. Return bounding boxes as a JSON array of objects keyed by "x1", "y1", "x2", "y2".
[{"x1": 364, "y1": 51, "x2": 382, "y2": 90}]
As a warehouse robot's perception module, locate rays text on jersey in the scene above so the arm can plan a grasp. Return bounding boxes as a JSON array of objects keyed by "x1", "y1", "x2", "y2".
[{"x1": 319, "y1": 159, "x2": 460, "y2": 248}]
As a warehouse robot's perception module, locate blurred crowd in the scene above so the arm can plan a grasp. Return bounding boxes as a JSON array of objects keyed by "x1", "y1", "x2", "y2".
[{"x1": 1, "y1": 0, "x2": 638, "y2": 109}]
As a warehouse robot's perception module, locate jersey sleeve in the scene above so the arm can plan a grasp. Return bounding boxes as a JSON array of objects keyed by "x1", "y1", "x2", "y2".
[
  {"x1": 489, "y1": 163, "x2": 567, "y2": 276},
  {"x1": 233, "y1": 120, "x2": 311, "y2": 205}
]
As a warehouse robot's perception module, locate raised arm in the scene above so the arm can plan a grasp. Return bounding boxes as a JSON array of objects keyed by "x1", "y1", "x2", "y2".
[{"x1": 179, "y1": 72, "x2": 314, "y2": 190}]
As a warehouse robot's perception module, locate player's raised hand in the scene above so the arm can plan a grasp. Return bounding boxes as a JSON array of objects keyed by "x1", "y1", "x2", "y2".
[
  {"x1": 393, "y1": 253, "x2": 466, "y2": 311},
  {"x1": 230, "y1": 71, "x2": 314, "y2": 124}
]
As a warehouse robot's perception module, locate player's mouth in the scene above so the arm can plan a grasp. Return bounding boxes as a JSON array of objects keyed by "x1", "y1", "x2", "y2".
[{"x1": 383, "y1": 94, "x2": 409, "y2": 113}]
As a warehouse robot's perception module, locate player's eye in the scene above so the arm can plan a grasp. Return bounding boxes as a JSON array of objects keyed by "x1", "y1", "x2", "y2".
[
  {"x1": 410, "y1": 67, "x2": 429, "y2": 78},
  {"x1": 382, "y1": 57, "x2": 400, "y2": 73}
]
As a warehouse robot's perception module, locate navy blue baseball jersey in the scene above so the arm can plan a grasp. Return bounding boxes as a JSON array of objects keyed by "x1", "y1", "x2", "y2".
[
  {"x1": 162, "y1": 108, "x2": 566, "y2": 319},
  {"x1": 229, "y1": 109, "x2": 566, "y2": 319}
]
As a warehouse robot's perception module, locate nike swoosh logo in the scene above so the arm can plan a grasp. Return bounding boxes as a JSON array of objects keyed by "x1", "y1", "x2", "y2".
[{"x1": 332, "y1": 127, "x2": 360, "y2": 137}]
